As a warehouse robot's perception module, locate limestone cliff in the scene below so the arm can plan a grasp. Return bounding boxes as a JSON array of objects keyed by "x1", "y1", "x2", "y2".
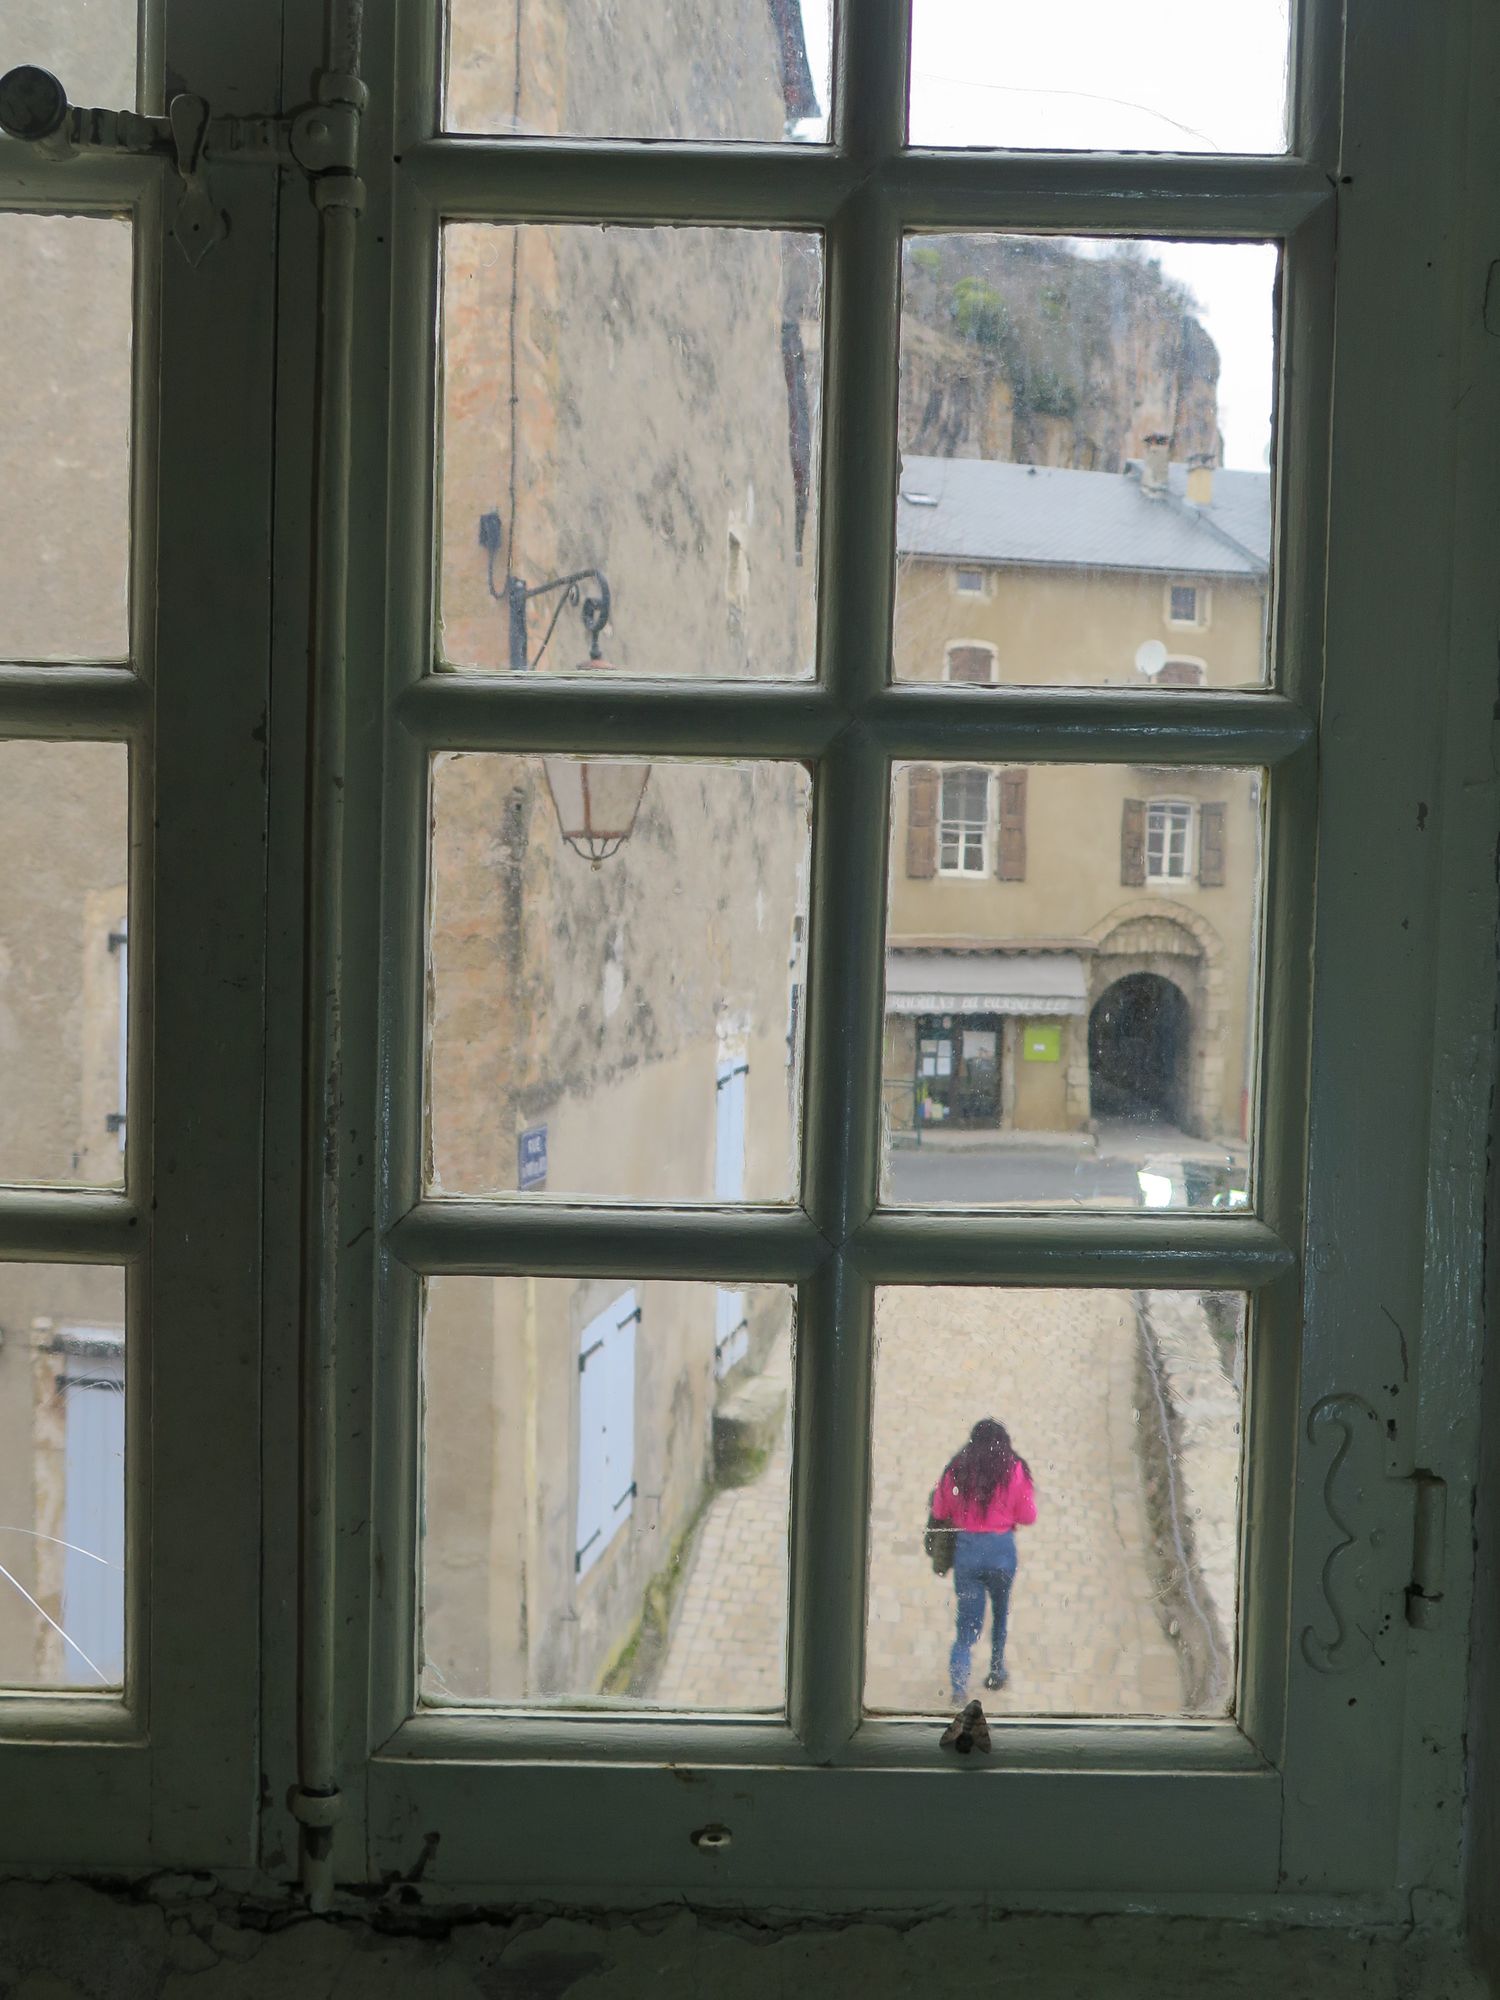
[{"x1": 900, "y1": 236, "x2": 1221, "y2": 471}]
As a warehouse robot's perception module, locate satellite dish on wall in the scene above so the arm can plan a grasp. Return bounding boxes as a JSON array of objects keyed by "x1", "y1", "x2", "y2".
[{"x1": 1134, "y1": 640, "x2": 1168, "y2": 679}]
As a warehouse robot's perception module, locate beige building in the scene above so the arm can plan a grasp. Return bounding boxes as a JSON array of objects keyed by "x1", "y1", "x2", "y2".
[{"x1": 887, "y1": 444, "x2": 1269, "y2": 1150}]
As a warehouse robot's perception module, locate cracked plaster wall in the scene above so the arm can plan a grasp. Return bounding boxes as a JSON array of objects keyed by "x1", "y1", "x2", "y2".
[{"x1": 0, "y1": 1881, "x2": 1490, "y2": 1999}]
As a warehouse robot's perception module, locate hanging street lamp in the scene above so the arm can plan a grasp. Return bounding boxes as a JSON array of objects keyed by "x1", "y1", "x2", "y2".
[{"x1": 478, "y1": 509, "x2": 650, "y2": 864}]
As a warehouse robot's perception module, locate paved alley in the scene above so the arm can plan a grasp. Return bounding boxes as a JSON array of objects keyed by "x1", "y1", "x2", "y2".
[{"x1": 653, "y1": 1288, "x2": 1190, "y2": 1718}]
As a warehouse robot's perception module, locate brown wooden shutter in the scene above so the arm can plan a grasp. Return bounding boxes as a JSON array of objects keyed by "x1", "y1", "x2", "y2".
[
  {"x1": 947, "y1": 646, "x2": 995, "y2": 684},
  {"x1": 996, "y1": 768, "x2": 1027, "y2": 881},
  {"x1": 1121, "y1": 798, "x2": 1146, "y2": 886},
  {"x1": 906, "y1": 765, "x2": 938, "y2": 878},
  {"x1": 1198, "y1": 801, "x2": 1226, "y2": 886}
]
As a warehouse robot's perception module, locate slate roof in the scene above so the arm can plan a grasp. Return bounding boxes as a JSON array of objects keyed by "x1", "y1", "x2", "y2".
[{"x1": 896, "y1": 456, "x2": 1272, "y2": 580}]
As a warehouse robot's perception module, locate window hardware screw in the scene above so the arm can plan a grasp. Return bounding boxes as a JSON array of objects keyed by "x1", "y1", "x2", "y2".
[{"x1": 691, "y1": 1823, "x2": 732, "y2": 1851}]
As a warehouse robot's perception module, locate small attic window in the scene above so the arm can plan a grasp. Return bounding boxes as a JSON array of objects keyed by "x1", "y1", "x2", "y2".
[{"x1": 954, "y1": 567, "x2": 987, "y2": 595}]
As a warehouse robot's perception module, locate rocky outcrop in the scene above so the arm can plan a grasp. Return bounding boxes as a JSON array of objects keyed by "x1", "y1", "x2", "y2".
[{"x1": 902, "y1": 236, "x2": 1221, "y2": 472}]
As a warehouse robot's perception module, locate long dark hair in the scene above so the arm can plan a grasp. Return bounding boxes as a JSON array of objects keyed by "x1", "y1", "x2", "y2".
[{"x1": 943, "y1": 1419, "x2": 1029, "y2": 1512}]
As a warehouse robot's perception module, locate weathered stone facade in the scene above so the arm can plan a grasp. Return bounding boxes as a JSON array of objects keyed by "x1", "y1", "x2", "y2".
[{"x1": 420, "y1": 8, "x2": 819, "y2": 1699}]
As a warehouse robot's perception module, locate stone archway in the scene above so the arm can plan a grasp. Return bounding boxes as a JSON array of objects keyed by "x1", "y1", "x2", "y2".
[
  {"x1": 1083, "y1": 903, "x2": 1229, "y2": 1138},
  {"x1": 1089, "y1": 972, "x2": 1191, "y2": 1126}
]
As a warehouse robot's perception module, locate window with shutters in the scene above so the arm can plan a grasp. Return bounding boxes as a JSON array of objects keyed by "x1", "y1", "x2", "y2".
[
  {"x1": 1145, "y1": 799, "x2": 1194, "y2": 881},
  {"x1": 937, "y1": 766, "x2": 989, "y2": 874},
  {"x1": 576, "y1": 1291, "x2": 639, "y2": 1579}
]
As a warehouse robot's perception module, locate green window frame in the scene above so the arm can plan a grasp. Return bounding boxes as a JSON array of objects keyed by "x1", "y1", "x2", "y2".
[
  {"x1": 0, "y1": 0, "x2": 1494, "y2": 1926},
  {"x1": 336, "y1": 0, "x2": 1487, "y2": 1911},
  {"x1": 0, "y1": 1, "x2": 274, "y2": 1869}
]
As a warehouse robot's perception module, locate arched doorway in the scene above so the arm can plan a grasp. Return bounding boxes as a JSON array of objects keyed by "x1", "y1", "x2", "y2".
[{"x1": 1088, "y1": 973, "x2": 1190, "y2": 1126}]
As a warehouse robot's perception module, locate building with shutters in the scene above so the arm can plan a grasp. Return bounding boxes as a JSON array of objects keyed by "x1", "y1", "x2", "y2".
[{"x1": 886, "y1": 448, "x2": 1270, "y2": 1145}]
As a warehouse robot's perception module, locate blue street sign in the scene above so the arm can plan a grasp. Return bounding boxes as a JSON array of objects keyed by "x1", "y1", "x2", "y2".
[{"x1": 518, "y1": 1125, "x2": 548, "y2": 1190}]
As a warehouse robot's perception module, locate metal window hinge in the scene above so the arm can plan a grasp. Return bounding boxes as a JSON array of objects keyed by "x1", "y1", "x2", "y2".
[
  {"x1": 0, "y1": 64, "x2": 366, "y2": 267},
  {"x1": 1406, "y1": 1468, "x2": 1446, "y2": 1630}
]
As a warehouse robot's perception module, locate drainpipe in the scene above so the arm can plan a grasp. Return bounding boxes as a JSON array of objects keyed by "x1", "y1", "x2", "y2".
[{"x1": 292, "y1": 0, "x2": 365, "y2": 1916}]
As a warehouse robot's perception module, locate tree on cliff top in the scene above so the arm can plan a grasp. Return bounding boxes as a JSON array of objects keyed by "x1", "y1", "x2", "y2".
[{"x1": 901, "y1": 235, "x2": 1222, "y2": 471}]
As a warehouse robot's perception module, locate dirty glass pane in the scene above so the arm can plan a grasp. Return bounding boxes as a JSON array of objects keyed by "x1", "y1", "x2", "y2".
[
  {"x1": 882, "y1": 762, "x2": 1262, "y2": 1208},
  {"x1": 0, "y1": 215, "x2": 133, "y2": 663},
  {"x1": 438, "y1": 225, "x2": 822, "y2": 678},
  {"x1": 0, "y1": 742, "x2": 130, "y2": 1188},
  {"x1": 865, "y1": 1287, "x2": 1243, "y2": 1717},
  {"x1": 426, "y1": 754, "x2": 810, "y2": 1201},
  {"x1": 894, "y1": 236, "x2": 1277, "y2": 690},
  {"x1": 3, "y1": 1, "x2": 139, "y2": 116},
  {"x1": 908, "y1": 0, "x2": 1289, "y2": 153},
  {"x1": 0, "y1": 1263, "x2": 127, "y2": 1691},
  {"x1": 444, "y1": 0, "x2": 828, "y2": 141},
  {"x1": 422, "y1": 1276, "x2": 793, "y2": 1710}
]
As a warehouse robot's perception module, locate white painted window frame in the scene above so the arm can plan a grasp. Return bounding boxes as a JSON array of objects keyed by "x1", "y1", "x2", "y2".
[
  {"x1": 952, "y1": 566, "x2": 990, "y2": 598},
  {"x1": 1145, "y1": 798, "x2": 1195, "y2": 883},
  {"x1": 936, "y1": 765, "x2": 991, "y2": 876}
]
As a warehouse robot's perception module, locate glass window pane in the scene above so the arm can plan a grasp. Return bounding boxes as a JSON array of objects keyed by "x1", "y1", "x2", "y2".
[
  {"x1": 866, "y1": 1287, "x2": 1243, "y2": 1717},
  {"x1": 5, "y1": 1, "x2": 139, "y2": 116},
  {"x1": 444, "y1": 0, "x2": 829, "y2": 141},
  {"x1": 422, "y1": 1276, "x2": 793, "y2": 1710},
  {"x1": 0, "y1": 215, "x2": 133, "y2": 663},
  {"x1": 438, "y1": 225, "x2": 822, "y2": 679},
  {"x1": 0, "y1": 1263, "x2": 127, "y2": 1691},
  {"x1": 895, "y1": 237, "x2": 1277, "y2": 689},
  {"x1": 884, "y1": 762, "x2": 1261, "y2": 1207},
  {"x1": 427, "y1": 754, "x2": 810, "y2": 1200},
  {"x1": 908, "y1": 0, "x2": 1289, "y2": 153},
  {"x1": 0, "y1": 742, "x2": 130, "y2": 1188}
]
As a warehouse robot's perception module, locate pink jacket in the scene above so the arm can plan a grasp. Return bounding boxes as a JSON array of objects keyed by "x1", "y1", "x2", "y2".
[{"x1": 930, "y1": 1460, "x2": 1038, "y2": 1535}]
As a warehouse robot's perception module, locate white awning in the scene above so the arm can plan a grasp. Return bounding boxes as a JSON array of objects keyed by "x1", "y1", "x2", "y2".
[{"x1": 885, "y1": 950, "x2": 1088, "y2": 1018}]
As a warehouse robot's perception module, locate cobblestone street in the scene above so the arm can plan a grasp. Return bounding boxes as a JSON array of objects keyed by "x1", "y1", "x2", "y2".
[{"x1": 654, "y1": 1289, "x2": 1186, "y2": 1717}]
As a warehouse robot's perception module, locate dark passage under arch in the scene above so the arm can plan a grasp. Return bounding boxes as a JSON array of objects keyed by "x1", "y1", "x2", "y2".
[{"x1": 1088, "y1": 973, "x2": 1190, "y2": 1126}]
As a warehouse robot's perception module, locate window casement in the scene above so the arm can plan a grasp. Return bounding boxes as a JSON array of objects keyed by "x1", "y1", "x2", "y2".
[
  {"x1": 1166, "y1": 581, "x2": 1210, "y2": 629},
  {"x1": 1145, "y1": 799, "x2": 1194, "y2": 882},
  {"x1": 952, "y1": 566, "x2": 988, "y2": 597},
  {"x1": 944, "y1": 642, "x2": 997, "y2": 685},
  {"x1": 937, "y1": 766, "x2": 990, "y2": 874},
  {"x1": 1, "y1": 0, "x2": 1495, "y2": 1934}
]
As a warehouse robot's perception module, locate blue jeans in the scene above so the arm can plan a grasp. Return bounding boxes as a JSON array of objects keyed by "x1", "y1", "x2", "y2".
[{"x1": 950, "y1": 1531, "x2": 1017, "y2": 1697}]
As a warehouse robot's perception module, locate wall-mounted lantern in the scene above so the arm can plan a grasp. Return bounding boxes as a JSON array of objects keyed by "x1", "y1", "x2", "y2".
[
  {"x1": 479, "y1": 509, "x2": 650, "y2": 863},
  {"x1": 478, "y1": 509, "x2": 612, "y2": 672}
]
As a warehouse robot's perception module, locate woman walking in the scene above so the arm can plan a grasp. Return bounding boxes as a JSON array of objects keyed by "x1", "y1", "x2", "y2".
[{"x1": 929, "y1": 1418, "x2": 1037, "y2": 1701}]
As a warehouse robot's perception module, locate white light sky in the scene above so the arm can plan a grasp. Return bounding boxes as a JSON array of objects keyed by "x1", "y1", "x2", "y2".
[{"x1": 798, "y1": 0, "x2": 1288, "y2": 469}]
